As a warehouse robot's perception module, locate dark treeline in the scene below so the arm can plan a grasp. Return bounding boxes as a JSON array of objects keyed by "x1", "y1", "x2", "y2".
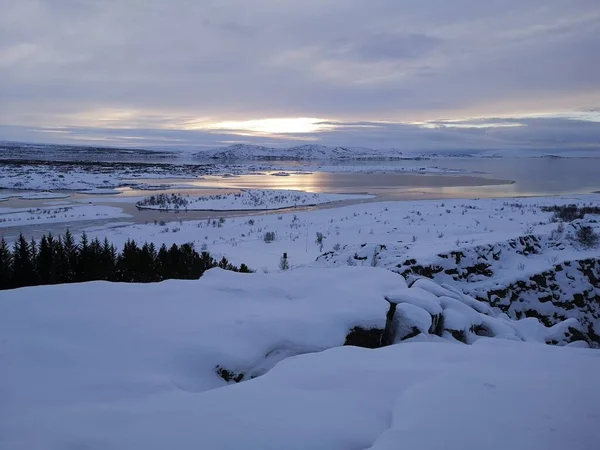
[{"x1": 0, "y1": 230, "x2": 251, "y2": 291}]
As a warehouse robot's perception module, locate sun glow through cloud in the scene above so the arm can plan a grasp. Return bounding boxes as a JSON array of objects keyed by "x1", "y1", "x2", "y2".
[{"x1": 187, "y1": 118, "x2": 338, "y2": 134}]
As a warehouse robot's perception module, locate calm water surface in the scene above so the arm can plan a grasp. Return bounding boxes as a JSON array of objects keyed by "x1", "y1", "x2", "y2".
[{"x1": 2, "y1": 157, "x2": 599, "y2": 239}]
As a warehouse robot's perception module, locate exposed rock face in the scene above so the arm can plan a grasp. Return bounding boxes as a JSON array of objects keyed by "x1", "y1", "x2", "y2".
[
  {"x1": 381, "y1": 278, "x2": 589, "y2": 347},
  {"x1": 391, "y1": 233, "x2": 600, "y2": 347},
  {"x1": 344, "y1": 326, "x2": 384, "y2": 348},
  {"x1": 397, "y1": 235, "x2": 553, "y2": 283},
  {"x1": 473, "y1": 258, "x2": 600, "y2": 345},
  {"x1": 218, "y1": 273, "x2": 593, "y2": 385}
]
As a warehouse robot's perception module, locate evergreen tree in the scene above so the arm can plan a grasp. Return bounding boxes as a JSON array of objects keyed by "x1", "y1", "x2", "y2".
[
  {"x1": 53, "y1": 237, "x2": 68, "y2": 283},
  {"x1": 0, "y1": 237, "x2": 13, "y2": 289},
  {"x1": 156, "y1": 244, "x2": 170, "y2": 280},
  {"x1": 138, "y1": 242, "x2": 157, "y2": 282},
  {"x1": 12, "y1": 234, "x2": 35, "y2": 287},
  {"x1": 62, "y1": 230, "x2": 78, "y2": 282},
  {"x1": 78, "y1": 232, "x2": 91, "y2": 281},
  {"x1": 29, "y1": 237, "x2": 39, "y2": 285},
  {"x1": 37, "y1": 235, "x2": 55, "y2": 285},
  {"x1": 1, "y1": 231, "x2": 251, "y2": 290},
  {"x1": 167, "y1": 243, "x2": 182, "y2": 278},
  {"x1": 88, "y1": 237, "x2": 102, "y2": 280},
  {"x1": 100, "y1": 238, "x2": 117, "y2": 280},
  {"x1": 117, "y1": 239, "x2": 139, "y2": 282}
]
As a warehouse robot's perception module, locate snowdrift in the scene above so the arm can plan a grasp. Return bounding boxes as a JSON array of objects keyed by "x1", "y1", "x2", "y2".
[{"x1": 0, "y1": 267, "x2": 597, "y2": 449}]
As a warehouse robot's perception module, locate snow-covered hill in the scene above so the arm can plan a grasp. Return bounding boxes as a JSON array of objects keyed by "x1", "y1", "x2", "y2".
[
  {"x1": 1, "y1": 267, "x2": 597, "y2": 449},
  {"x1": 193, "y1": 143, "x2": 431, "y2": 160},
  {"x1": 192, "y1": 143, "x2": 600, "y2": 160}
]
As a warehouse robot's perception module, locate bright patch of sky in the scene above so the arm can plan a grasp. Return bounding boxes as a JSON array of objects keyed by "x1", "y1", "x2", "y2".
[{"x1": 0, "y1": 0, "x2": 599, "y2": 151}]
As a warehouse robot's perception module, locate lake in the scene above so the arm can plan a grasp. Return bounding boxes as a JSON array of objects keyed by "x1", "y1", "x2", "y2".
[{"x1": 1, "y1": 156, "x2": 599, "y2": 239}]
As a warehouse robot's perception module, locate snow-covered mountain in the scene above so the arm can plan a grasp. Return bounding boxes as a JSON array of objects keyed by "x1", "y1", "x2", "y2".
[{"x1": 193, "y1": 144, "x2": 435, "y2": 160}]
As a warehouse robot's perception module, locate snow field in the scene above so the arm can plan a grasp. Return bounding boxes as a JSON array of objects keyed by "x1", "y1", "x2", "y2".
[{"x1": 0, "y1": 267, "x2": 597, "y2": 449}]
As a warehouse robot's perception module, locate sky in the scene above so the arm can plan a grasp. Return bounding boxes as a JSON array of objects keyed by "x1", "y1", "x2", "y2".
[{"x1": 1, "y1": 0, "x2": 599, "y2": 152}]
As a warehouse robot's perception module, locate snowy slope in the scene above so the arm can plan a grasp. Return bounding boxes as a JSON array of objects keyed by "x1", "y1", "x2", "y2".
[
  {"x1": 194, "y1": 144, "x2": 413, "y2": 160},
  {"x1": 194, "y1": 143, "x2": 595, "y2": 160},
  {"x1": 0, "y1": 267, "x2": 597, "y2": 449}
]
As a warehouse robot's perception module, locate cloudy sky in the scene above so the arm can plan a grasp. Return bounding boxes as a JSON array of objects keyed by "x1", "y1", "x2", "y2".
[{"x1": 1, "y1": 0, "x2": 599, "y2": 151}]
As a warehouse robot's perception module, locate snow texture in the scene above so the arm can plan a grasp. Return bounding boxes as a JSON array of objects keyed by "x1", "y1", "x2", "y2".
[
  {"x1": 1, "y1": 266, "x2": 596, "y2": 449},
  {"x1": 136, "y1": 189, "x2": 373, "y2": 211},
  {"x1": 0, "y1": 204, "x2": 130, "y2": 228}
]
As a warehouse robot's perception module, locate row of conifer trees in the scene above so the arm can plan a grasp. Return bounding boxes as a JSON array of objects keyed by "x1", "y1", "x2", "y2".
[{"x1": 0, "y1": 230, "x2": 251, "y2": 291}]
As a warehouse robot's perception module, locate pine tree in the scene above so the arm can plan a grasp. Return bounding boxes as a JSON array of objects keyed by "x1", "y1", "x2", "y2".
[
  {"x1": 29, "y1": 237, "x2": 39, "y2": 285},
  {"x1": 53, "y1": 237, "x2": 68, "y2": 283},
  {"x1": 88, "y1": 237, "x2": 102, "y2": 280},
  {"x1": 12, "y1": 234, "x2": 35, "y2": 287},
  {"x1": 78, "y1": 232, "x2": 91, "y2": 281},
  {"x1": 167, "y1": 243, "x2": 182, "y2": 278},
  {"x1": 156, "y1": 244, "x2": 169, "y2": 280},
  {"x1": 139, "y1": 242, "x2": 157, "y2": 282},
  {"x1": 100, "y1": 238, "x2": 117, "y2": 280},
  {"x1": 239, "y1": 264, "x2": 252, "y2": 273},
  {"x1": 62, "y1": 230, "x2": 78, "y2": 282},
  {"x1": 0, "y1": 231, "x2": 251, "y2": 290},
  {"x1": 0, "y1": 237, "x2": 13, "y2": 289},
  {"x1": 117, "y1": 239, "x2": 139, "y2": 282},
  {"x1": 37, "y1": 235, "x2": 55, "y2": 285}
]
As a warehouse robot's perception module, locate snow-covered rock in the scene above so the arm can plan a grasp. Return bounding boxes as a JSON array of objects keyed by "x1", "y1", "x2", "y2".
[
  {"x1": 382, "y1": 280, "x2": 590, "y2": 346},
  {"x1": 0, "y1": 267, "x2": 596, "y2": 449}
]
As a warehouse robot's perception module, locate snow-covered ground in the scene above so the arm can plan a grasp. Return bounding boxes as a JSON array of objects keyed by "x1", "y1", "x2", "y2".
[
  {"x1": 0, "y1": 267, "x2": 597, "y2": 449},
  {"x1": 1, "y1": 147, "x2": 599, "y2": 450},
  {"x1": 0, "y1": 204, "x2": 130, "y2": 228},
  {"x1": 136, "y1": 189, "x2": 374, "y2": 211},
  {"x1": 91, "y1": 194, "x2": 600, "y2": 274},
  {"x1": 82, "y1": 193, "x2": 600, "y2": 340},
  {"x1": 0, "y1": 161, "x2": 218, "y2": 190}
]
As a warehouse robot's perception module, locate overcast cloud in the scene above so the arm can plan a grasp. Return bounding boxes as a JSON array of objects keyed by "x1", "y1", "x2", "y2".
[{"x1": 0, "y1": 0, "x2": 599, "y2": 151}]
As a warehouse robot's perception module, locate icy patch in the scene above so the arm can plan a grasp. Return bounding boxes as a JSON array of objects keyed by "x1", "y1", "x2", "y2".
[
  {"x1": 76, "y1": 188, "x2": 122, "y2": 195},
  {"x1": 20, "y1": 191, "x2": 70, "y2": 199}
]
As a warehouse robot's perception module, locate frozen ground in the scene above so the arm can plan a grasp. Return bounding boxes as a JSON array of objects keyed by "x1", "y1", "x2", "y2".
[
  {"x1": 82, "y1": 193, "x2": 600, "y2": 340},
  {"x1": 0, "y1": 267, "x2": 597, "y2": 449},
  {"x1": 0, "y1": 160, "x2": 219, "y2": 190},
  {"x1": 0, "y1": 204, "x2": 130, "y2": 229},
  {"x1": 1, "y1": 184, "x2": 599, "y2": 448},
  {"x1": 136, "y1": 189, "x2": 374, "y2": 211},
  {"x1": 90, "y1": 194, "x2": 600, "y2": 274},
  {"x1": 18, "y1": 191, "x2": 70, "y2": 199}
]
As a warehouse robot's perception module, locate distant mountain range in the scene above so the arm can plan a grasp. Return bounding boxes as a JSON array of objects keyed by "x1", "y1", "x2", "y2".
[
  {"x1": 2, "y1": 140, "x2": 597, "y2": 161},
  {"x1": 192, "y1": 144, "x2": 479, "y2": 160}
]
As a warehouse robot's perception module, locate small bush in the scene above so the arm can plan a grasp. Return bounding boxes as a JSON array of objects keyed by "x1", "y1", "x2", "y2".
[
  {"x1": 575, "y1": 226, "x2": 599, "y2": 248},
  {"x1": 279, "y1": 254, "x2": 289, "y2": 270},
  {"x1": 370, "y1": 250, "x2": 379, "y2": 267},
  {"x1": 315, "y1": 232, "x2": 324, "y2": 245},
  {"x1": 264, "y1": 231, "x2": 276, "y2": 243}
]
